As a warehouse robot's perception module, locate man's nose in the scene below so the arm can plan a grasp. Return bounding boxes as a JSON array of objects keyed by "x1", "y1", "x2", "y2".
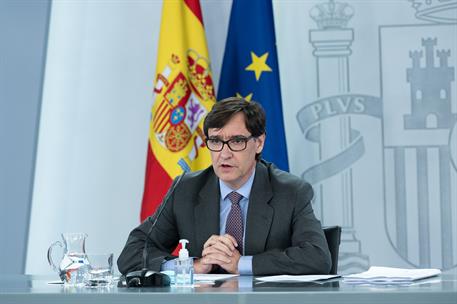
[{"x1": 220, "y1": 143, "x2": 233, "y2": 158}]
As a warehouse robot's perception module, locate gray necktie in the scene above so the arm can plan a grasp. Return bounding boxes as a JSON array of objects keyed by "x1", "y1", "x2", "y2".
[{"x1": 225, "y1": 191, "x2": 244, "y2": 255}]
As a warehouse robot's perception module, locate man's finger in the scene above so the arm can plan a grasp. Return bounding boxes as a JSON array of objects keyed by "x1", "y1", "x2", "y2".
[
  {"x1": 203, "y1": 235, "x2": 220, "y2": 249},
  {"x1": 202, "y1": 243, "x2": 233, "y2": 257},
  {"x1": 220, "y1": 234, "x2": 238, "y2": 249},
  {"x1": 203, "y1": 235, "x2": 237, "y2": 251},
  {"x1": 202, "y1": 253, "x2": 231, "y2": 264}
]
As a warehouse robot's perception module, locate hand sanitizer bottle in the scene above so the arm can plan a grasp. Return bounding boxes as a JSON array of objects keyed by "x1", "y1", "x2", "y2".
[{"x1": 175, "y1": 239, "x2": 194, "y2": 286}]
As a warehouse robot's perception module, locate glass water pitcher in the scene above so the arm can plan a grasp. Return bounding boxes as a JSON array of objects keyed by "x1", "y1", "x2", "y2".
[{"x1": 47, "y1": 233, "x2": 89, "y2": 285}]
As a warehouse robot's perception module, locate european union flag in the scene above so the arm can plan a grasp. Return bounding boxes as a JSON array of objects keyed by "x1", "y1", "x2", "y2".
[{"x1": 218, "y1": 0, "x2": 289, "y2": 171}]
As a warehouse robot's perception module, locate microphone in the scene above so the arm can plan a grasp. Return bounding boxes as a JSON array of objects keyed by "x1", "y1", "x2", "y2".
[{"x1": 124, "y1": 173, "x2": 185, "y2": 288}]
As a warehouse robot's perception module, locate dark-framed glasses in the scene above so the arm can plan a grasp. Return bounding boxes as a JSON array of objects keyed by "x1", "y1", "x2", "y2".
[{"x1": 205, "y1": 136, "x2": 256, "y2": 152}]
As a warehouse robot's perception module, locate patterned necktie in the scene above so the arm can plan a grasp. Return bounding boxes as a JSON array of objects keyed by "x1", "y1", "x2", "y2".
[{"x1": 225, "y1": 191, "x2": 244, "y2": 255}]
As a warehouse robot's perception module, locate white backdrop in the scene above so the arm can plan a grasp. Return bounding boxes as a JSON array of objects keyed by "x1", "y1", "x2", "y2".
[
  {"x1": 26, "y1": 0, "x2": 231, "y2": 275},
  {"x1": 27, "y1": 0, "x2": 457, "y2": 274}
]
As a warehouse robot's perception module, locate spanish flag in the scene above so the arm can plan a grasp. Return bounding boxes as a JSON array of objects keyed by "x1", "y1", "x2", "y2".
[{"x1": 140, "y1": 0, "x2": 215, "y2": 221}]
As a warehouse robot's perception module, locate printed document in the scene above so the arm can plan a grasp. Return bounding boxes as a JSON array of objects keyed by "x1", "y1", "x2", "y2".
[{"x1": 343, "y1": 266, "x2": 441, "y2": 284}]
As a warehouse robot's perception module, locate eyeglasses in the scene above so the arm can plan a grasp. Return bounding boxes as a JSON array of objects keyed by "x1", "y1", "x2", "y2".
[{"x1": 205, "y1": 136, "x2": 256, "y2": 152}]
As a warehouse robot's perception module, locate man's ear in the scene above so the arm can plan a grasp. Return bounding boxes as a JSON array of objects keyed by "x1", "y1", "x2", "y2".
[{"x1": 256, "y1": 134, "x2": 266, "y2": 154}]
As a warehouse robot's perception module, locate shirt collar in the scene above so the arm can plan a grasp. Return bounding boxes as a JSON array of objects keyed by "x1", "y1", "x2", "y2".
[{"x1": 219, "y1": 167, "x2": 256, "y2": 200}]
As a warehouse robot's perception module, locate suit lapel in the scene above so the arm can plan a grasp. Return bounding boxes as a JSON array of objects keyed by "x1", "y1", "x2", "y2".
[
  {"x1": 245, "y1": 162, "x2": 274, "y2": 255},
  {"x1": 194, "y1": 171, "x2": 220, "y2": 255}
]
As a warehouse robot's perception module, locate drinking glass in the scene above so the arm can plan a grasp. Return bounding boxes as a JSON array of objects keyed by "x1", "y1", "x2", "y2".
[{"x1": 85, "y1": 253, "x2": 114, "y2": 287}]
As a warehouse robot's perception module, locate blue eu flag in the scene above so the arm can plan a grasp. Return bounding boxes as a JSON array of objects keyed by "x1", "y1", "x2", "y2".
[{"x1": 218, "y1": 0, "x2": 289, "y2": 171}]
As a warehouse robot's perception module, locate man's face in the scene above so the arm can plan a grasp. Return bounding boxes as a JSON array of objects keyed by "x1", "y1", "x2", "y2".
[{"x1": 207, "y1": 112, "x2": 265, "y2": 190}]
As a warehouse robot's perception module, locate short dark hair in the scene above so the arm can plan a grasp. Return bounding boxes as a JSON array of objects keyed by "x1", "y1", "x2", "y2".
[{"x1": 203, "y1": 97, "x2": 266, "y2": 160}]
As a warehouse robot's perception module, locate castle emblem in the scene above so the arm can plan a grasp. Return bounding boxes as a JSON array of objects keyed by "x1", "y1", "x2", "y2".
[
  {"x1": 404, "y1": 38, "x2": 456, "y2": 129},
  {"x1": 380, "y1": 20, "x2": 457, "y2": 270}
]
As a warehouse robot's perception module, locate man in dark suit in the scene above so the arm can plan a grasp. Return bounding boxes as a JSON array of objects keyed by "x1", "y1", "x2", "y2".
[{"x1": 117, "y1": 97, "x2": 331, "y2": 275}]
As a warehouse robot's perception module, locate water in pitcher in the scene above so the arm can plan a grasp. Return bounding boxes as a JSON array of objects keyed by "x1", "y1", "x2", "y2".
[{"x1": 59, "y1": 252, "x2": 89, "y2": 284}]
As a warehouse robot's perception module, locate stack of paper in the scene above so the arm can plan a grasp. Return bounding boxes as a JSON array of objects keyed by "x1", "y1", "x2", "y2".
[
  {"x1": 194, "y1": 274, "x2": 238, "y2": 282},
  {"x1": 256, "y1": 274, "x2": 339, "y2": 283},
  {"x1": 343, "y1": 266, "x2": 441, "y2": 285}
]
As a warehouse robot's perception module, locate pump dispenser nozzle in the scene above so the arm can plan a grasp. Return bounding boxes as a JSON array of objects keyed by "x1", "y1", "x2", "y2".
[
  {"x1": 178, "y1": 239, "x2": 189, "y2": 260},
  {"x1": 175, "y1": 239, "x2": 194, "y2": 286}
]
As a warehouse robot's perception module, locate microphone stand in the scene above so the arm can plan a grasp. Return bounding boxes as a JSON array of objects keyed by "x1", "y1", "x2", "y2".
[{"x1": 124, "y1": 173, "x2": 185, "y2": 287}]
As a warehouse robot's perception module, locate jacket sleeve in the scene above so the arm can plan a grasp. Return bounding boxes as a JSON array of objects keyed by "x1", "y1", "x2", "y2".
[
  {"x1": 117, "y1": 183, "x2": 180, "y2": 275},
  {"x1": 252, "y1": 182, "x2": 332, "y2": 275}
]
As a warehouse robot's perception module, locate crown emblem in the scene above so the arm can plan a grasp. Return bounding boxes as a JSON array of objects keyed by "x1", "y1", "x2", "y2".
[
  {"x1": 310, "y1": 0, "x2": 354, "y2": 29},
  {"x1": 186, "y1": 49, "x2": 215, "y2": 101},
  {"x1": 409, "y1": 0, "x2": 457, "y2": 23}
]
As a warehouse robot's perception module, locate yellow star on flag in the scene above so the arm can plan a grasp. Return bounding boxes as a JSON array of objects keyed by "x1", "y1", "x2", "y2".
[
  {"x1": 245, "y1": 52, "x2": 272, "y2": 81},
  {"x1": 236, "y1": 92, "x2": 253, "y2": 101}
]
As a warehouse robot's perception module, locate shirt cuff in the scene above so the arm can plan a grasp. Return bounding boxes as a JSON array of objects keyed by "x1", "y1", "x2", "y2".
[
  {"x1": 160, "y1": 259, "x2": 175, "y2": 271},
  {"x1": 238, "y1": 256, "x2": 253, "y2": 275}
]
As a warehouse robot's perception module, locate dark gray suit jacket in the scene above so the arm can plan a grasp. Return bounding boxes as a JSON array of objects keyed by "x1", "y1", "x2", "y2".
[{"x1": 117, "y1": 160, "x2": 331, "y2": 275}]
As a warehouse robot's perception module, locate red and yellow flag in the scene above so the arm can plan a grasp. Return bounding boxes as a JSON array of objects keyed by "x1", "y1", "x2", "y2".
[{"x1": 140, "y1": 0, "x2": 215, "y2": 221}]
